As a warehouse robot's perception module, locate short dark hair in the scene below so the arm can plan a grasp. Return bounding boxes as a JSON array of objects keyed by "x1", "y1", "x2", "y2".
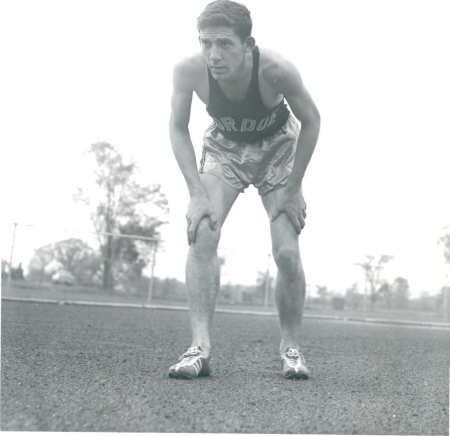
[{"x1": 197, "y1": 0, "x2": 252, "y2": 41}]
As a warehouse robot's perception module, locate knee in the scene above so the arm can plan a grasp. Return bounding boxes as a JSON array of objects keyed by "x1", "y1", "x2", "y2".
[
  {"x1": 191, "y1": 218, "x2": 220, "y2": 257},
  {"x1": 273, "y1": 245, "x2": 301, "y2": 277}
]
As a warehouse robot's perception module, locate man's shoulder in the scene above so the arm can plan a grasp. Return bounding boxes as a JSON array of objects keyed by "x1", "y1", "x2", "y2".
[
  {"x1": 259, "y1": 47, "x2": 298, "y2": 87},
  {"x1": 173, "y1": 54, "x2": 205, "y2": 88}
]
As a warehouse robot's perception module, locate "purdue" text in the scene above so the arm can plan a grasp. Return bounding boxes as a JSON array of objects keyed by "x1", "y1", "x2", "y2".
[{"x1": 213, "y1": 111, "x2": 278, "y2": 133}]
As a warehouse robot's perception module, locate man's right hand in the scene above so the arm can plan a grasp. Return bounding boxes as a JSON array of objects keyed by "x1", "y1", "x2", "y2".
[{"x1": 186, "y1": 195, "x2": 218, "y2": 245}]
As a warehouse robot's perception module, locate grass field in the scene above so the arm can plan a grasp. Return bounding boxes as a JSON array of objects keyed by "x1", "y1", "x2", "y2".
[{"x1": 2, "y1": 280, "x2": 448, "y2": 325}]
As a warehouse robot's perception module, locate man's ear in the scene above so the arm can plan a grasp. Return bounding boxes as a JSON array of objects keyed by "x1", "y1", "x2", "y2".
[{"x1": 245, "y1": 36, "x2": 255, "y2": 50}]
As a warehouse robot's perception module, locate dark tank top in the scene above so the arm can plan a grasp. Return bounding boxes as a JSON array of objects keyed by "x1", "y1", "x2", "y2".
[{"x1": 206, "y1": 46, "x2": 290, "y2": 143}]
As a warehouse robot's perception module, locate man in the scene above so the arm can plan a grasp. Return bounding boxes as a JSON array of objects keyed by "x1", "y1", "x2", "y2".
[{"x1": 169, "y1": 0, "x2": 320, "y2": 379}]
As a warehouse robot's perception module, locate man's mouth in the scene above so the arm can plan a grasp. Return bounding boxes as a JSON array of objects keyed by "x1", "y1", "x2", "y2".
[{"x1": 210, "y1": 65, "x2": 226, "y2": 72}]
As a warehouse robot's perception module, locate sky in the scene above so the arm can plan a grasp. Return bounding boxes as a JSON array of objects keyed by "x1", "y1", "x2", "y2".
[{"x1": 1, "y1": 0, "x2": 449, "y2": 297}]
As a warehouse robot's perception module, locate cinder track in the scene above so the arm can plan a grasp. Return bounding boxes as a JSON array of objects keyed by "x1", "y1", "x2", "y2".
[{"x1": 1, "y1": 300, "x2": 448, "y2": 433}]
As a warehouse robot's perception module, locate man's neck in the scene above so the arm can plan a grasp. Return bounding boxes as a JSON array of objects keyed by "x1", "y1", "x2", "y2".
[{"x1": 216, "y1": 51, "x2": 253, "y2": 97}]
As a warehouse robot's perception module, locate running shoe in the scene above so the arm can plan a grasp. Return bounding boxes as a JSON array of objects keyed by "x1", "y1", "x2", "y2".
[
  {"x1": 168, "y1": 346, "x2": 211, "y2": 379},
  {"x1": 281, "y1": 347, "x2": 310, "y2": 379}
]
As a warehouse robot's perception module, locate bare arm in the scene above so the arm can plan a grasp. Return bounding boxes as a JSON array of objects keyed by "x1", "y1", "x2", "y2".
[
  {"x1": 169, "y1": 62, "x2": 207, "y2": 198},
  {"x1": 268, "y1": 60, "x2": 321, "y2": 190},
  {"x1": 263, "y1": 57, "x2": 320, "y2": 232},
  {"x1": 169, "y1": 60, "x2": 217, "y2": 243}
]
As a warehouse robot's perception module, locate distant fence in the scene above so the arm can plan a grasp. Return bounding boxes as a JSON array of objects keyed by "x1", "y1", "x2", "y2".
[
  {"x1": 1, "y1": 221, "x2": 163, "y2": 303},
  {"x1": 1, "y1": 221, "x2": 272, "y2": 307},
  {"x1": 2, "y1": 221, "x2": 449, "y2": 322}
]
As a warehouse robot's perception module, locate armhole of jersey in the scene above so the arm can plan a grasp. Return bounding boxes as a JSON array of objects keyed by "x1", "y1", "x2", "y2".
[
  {"x1": 255, "y1": 48, "x2": 286, "y2": 112},
  {"x1": 251, "y1": 46, "x2": 269, "y2": 110},
  {"x1": 251, "y1": 46, "x2": 260, "y2": 85}
]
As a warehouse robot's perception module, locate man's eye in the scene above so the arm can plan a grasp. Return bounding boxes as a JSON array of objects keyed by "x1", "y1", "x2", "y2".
[
  {"x1": 219, "y1": 41, "x2": 231, "y2": 48},
  {"x1": 201, "y1": 41, "x2": 211, "y2": 48}
]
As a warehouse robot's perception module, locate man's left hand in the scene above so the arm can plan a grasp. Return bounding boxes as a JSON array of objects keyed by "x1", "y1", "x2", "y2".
[{"x1": 270, "y1": 186, "x2": 307, "y2": 234}]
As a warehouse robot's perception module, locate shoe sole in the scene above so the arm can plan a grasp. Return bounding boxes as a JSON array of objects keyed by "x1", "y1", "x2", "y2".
[
  {"x1": 168, "y1": 371, "x2": 196, "y2": 379},
  {"x1": 282, "y1": 367, "x2": 310, "y2": 380},
  {"x1": 168, "y1": 371, "x2": 210, "y2": 379},
  {"x1": 168, "y1": 362, "x2": 211, "y2": 379},
  {"x1": 283, "y1": 371, "x2": 309, "y2": 380}
]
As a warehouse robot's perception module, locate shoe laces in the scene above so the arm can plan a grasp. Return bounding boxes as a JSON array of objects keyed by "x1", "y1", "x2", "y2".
[
  {"x1": 285, "y1": 347, "x2": 304, "y2": 363},
  {"x1": 181, "y1": 346, "x2": 202, "y2": 361}
]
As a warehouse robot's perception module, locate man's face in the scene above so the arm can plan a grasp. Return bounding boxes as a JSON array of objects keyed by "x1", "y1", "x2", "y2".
[{"x1": 199, "y1": 26, "x2": 250, "y2": 80}]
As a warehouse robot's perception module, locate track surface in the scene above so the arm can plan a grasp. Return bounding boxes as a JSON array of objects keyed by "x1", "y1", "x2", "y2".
[{"x1": 1, "y1": 301, "x2": 449, "y2": 434}]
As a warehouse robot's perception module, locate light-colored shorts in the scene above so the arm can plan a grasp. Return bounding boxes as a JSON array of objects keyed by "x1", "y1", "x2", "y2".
[{"x1": 199, "y1": 115, "x2": 300, "y2": 196}]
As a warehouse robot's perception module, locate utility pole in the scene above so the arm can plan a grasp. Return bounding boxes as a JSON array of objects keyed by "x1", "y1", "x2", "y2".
[
  {"x1": 6, "y1": 222, "x2": 18, "y2": 295},
  {"x1": 146, "y1": 240, "x2": 158, "y2": 305},
  {"x1": 444, "y1": 272, "x2": 449, "y2": 322},
  {"x1": 103, "y1": 182, "x2": 114, "y2": 292},
  {"x1": 438, "y1": 226, "x2": 450, "y2": 322}
]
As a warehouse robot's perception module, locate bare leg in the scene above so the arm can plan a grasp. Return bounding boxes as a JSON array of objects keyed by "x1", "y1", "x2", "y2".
[
  {"x1": 185, "y1": 174, "x2": 239, "y2": 357},
  {"x1": 261, "y1": 187, "x2": 306, "y2": 353}
]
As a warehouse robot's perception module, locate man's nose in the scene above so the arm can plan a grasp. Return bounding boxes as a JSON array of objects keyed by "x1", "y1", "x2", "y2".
[{"x1": 209, "y1": 45, "x2": 222, "y2": 62}]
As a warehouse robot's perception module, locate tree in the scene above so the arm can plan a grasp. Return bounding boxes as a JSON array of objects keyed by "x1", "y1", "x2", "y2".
[
  {"x1": 377, "y1": 281, "x2": 393, "y2": 309},
  {"x1": 316, "y1": 285, "x2": 330, "y2": 304},
  {"x1": 438, "y1": 231, "x2": 450, "y2": 320},
  {"x1": 76, "y1": 142, "x2": 168, "y2": 292},
  {"x1": 256, "y1": 269, "x2": 274, "y2": 306},
  {"x1": 345, "y1": 283, "x2": 363, "y2": 310},
  {"x1": 114, "y1": 220, "x2": 160, "y2": 288},
  {"x1": 356, "y1": 254, "x2": 393, "y2": 310},
  {"x1": 391, "y1": 276, "x2": 410, "y2": 309},
  {"x1": 28, "y1": 244, "x2": 55, "y2": 283},
  {"x1": 28, "y1": 239, "x2": 100, "y2": 285},
  {"x1": 439, "y1": 233, "x2": 450, "y2": 264}
]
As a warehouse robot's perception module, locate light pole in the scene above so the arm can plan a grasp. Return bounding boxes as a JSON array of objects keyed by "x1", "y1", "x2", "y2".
[{"x1": 146, "y1": 240, "x2": 158, "y2": 305}]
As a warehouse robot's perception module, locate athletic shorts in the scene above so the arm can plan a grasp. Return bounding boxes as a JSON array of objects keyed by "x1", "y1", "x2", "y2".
[{"x1": 199, "y1": 115, "x2": 300, "y2": 196}]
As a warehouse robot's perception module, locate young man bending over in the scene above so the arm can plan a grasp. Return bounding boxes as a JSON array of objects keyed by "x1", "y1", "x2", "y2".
[{"x1": 169, "y1": 0, "x2": 320, "y2": 379}]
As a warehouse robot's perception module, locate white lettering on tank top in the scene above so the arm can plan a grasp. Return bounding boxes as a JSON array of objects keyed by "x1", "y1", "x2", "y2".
[
  {"x1": 220, "y1": 117, "x2": 238, "y2": 132},
  {"x1": 214, "y1": 111, "x2": 278, "y2": 134}
]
